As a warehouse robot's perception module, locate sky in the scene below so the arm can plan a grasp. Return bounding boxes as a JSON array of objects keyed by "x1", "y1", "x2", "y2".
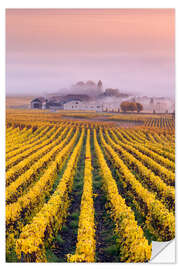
[{"x1": 6, "y1": 9, "x2": 175, "y2": 98}]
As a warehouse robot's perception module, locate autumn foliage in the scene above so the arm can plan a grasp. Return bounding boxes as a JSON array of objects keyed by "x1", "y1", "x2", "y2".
[{"x1": 120, "y1": 101, "x2": 143, "y2": 113}]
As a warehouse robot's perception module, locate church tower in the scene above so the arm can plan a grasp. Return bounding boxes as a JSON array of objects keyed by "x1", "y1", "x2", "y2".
[{"x1": 97, "y1": 80, "x2": 103, "y2": 92}]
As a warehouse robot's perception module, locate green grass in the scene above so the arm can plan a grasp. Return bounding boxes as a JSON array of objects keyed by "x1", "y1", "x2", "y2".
[
  {"x1": 6, "y1": 249, "x2": 18, "y2": 263},
  {"x1": 71, "y1": 211, "x2": 80, "y2": 221},
  {"x1": 46, "y1": 249, "x2": 62, "y2": 262},
  {"x1": 104, "y1": 245, "x2": 119, "y2": 257}
]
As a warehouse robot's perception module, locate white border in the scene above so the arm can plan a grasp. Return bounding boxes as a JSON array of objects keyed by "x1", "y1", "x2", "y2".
[
  {"x1": 0, "y1": 0, "x2": 179, "y2": 269},
  {"x1": 0, "y1": 5, "x2": 5, "y2": 266}
]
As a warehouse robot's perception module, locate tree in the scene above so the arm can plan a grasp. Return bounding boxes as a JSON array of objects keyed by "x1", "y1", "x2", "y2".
[
  {"x1": 129, "y1": 102, "x2": 137, "y2": 112},
  {"x1": 120, "y1": 101, "x2": 130, "y2": 112},
  {"x1": 136, "y1": 102, "x2": 143, "y2": 113},
  {"x1": 150, "y1": 98, "x2": 154, "y2": 104},
  {"x1": 172, "y1": 110, "x2": 175, "y2": 119},
  {"x1": 120, "y1": 101, "x2": 143, "y2": 113}
]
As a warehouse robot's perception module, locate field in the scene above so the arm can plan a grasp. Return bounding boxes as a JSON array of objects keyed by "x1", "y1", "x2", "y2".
[
  {"x1": 6, "y1": 108, "x2": 175, "y2": 127},
  {"x1": 6, "y1": 109, "x2": 175, "y2": 262},
  {"x1": 6, "y1": 96, "x2": 35, "y2": 109}
]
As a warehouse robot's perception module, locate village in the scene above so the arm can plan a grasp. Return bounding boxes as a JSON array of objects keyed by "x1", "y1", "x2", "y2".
[{"x1": 30, "y1": 80, "x2": 175, "y2": 114}]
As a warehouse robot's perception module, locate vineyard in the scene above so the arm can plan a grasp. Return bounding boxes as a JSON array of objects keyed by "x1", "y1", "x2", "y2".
[
  {"x1": 6, "y1": 111, "x2": 175, "y2": 263},
  {"x1": 6, "y1": 108, "x2": 175, "y2": 128}
]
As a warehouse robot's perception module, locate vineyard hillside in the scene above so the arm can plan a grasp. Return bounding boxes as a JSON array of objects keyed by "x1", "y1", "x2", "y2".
[{"x1": 6, "y1": 109, "x2": 175, "y2": 263}]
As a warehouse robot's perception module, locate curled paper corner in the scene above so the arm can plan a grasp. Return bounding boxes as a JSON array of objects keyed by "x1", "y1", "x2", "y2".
[{"x1": 150, "y1": 239, "x2": 175, "y2": 263}]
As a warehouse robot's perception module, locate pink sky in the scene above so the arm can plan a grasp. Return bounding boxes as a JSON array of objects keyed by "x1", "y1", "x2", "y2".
[{"x1": 6, "y1": 9, "x2": 175, "y2": 97}]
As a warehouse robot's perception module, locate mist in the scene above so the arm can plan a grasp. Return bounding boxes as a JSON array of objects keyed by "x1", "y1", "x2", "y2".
[{"x1": 6, "y1": 9, "x2": 175, "y2": 99}]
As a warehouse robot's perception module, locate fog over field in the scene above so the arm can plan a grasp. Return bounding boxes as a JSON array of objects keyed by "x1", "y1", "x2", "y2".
[{"x1": 6, "y1": 9, "x2": 174, "y2": 98}]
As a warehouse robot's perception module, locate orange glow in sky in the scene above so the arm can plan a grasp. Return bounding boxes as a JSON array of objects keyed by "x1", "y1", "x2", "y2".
[{"x1": 6, "y1": 9, "x2": 175, "y2": 97}]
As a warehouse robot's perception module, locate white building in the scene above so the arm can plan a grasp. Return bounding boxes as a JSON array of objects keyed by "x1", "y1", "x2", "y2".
[
  {"x1": 134, "y1": 96, "x2": 174, "y2": 113},
  {"x1": 102, "y1": 102, "x2": 120, "y2": 112},
  {"x1": 64, "y1": 100, "x2": 103, "y2": 112},
  {"x1": 64, "y1": 100, "x2": 122, "y2": 112},
  {"x1": 154, "y1": 99, "x2": 174, "y2": 113}
]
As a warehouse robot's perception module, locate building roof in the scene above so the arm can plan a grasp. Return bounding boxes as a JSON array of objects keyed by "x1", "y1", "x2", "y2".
[
  {"x1": 31, "y1": 97, "x2": 46, "y2": 103},
  {"x1": 63, "y1": 94, "x2": 90, "y2": 103}
]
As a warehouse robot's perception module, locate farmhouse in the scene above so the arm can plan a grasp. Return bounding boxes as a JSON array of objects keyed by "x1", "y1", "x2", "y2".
[
  {"x1": 64, "y1": 100, "x2": 103, "y2": 112},
  {"x1": 31, "y1": 97, "x2": 47, "y2": 109}
]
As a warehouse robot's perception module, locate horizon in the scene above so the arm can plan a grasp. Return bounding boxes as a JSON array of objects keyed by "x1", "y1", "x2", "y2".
[{"x1": 6, "y1": 9, "x2": 175, "y2": 98}]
